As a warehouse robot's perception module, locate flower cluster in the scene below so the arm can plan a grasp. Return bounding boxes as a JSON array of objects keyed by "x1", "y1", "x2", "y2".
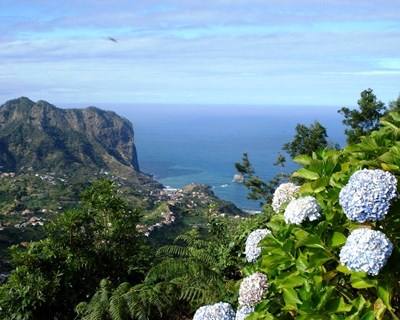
[
  {"x1": 238, "y1": 272, "x2": 268, "y2": 306},
  {"x1": 284, "y1": 196, "x2": 321, "y2": 225},
  {"x1": 339, "y1": 169, "x2": 397, "y2": 222},
  {"x1": 339, "y1": 228, "x2": 393, "y2": 276},
  {"x1": 193, "y1": 302, "x2": 236, "y2": 320},
  {"x1": 245, "y1": 229, "x2": 271, "y2": 263},
  {"x1": 235, "y1": 306, "x2": 254, "y2": 320},
  {"x1": 272, "y1": 182, "x2": 300, "y2": 213}
]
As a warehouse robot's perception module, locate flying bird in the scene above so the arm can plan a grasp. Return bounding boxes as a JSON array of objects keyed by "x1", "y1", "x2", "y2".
[{"x1": 106, "y1": 37, "x2": 118, "y2": 43}]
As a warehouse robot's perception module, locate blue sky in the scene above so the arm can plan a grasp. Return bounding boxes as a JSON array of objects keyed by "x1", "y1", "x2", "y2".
[{"x1": 0, "y1": 0, "x2": 399, "y2": 106}]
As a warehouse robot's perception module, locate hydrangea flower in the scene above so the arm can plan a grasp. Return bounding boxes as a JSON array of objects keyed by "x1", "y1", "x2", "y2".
[
  {"x1": 238, "y1": 272, "x2": 268, "y2": 306},
  {"x1": 272, "y1": 182, "x2": 300, "y2": 213},
  {"x1": 245, "y1": 229, "x2": 271, "y2": 263},
  {"x1": 235, "y1": 306, "x2": 254, "y2": 320},
  {"x1": 339, "y1": 169, "x2": 397, "y2": 222},
  {"x1": 193, "y1": 302, "x2": 235, "y2": 320},
  {"x1": 284, "y1": 196, "x2": 321, "y2": 225},
  {"x1": 339, "y1": 228, "x2": 393, "y2": 276}
]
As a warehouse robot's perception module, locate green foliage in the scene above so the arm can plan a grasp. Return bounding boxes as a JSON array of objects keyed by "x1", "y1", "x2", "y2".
[
  {"x1": 0, "y1": 180, "x2": 151, "y2": 320},
  {"x1": 388, "y1": 96, "x2": 400, "y2": 113},
  {"x1": 283, "y1": 121, "x2": 329, "y2": 158},
  {"x1": 235, "y1": 153, "x2": 288, "y2": 205},
  {"x1": 244, "y1": 110, "x2": 400, "y2": 319},
  {"x1": 0, "y1": 266, "x2": 56, "y2": 320},
  {"x1": 76, "y1": 212, "x2": 272, "y2": 320},
  {"x1": 235, "y1": 120, "x2": 333, "y2": 205},
  {"x1": 339, "y1": 88, "x2": 386, "y2": 144}
]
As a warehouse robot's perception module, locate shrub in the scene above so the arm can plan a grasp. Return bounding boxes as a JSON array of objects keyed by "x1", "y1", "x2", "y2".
[{"x1": 242, "y1": 112, "x2": 400, "y2": 319}]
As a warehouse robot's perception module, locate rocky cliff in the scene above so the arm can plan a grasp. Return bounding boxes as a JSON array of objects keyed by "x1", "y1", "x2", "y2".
[{"x1": 0, "y1": 97, "x2": 140, "y2": 178}]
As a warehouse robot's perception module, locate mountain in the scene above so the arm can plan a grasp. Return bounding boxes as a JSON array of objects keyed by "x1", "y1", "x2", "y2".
[
  {"x1": 0, "y1": 97, "x2": 140, "y2": 179},
  {"x1": 0, "y1": 97, "x2": 244, "y2": 273}
]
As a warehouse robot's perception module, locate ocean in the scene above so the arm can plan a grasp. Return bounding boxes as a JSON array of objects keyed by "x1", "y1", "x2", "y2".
[{"x1": 108, "y1": 104, "x2": 347, "y2": 210}]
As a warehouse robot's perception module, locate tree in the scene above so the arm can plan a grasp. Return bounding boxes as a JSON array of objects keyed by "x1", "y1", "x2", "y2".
[
  {"x1": 283, "y1": 121, "x2": 328, "y2": 158},
  {"x1": 77, "y1": 221, "x2": 247, "y2": 320},
  {"x1": 273, "y1": 153, "x2": 286, "y2": 168},
  {"x1": 235, "y1": 153, "x2": 288, "y2": 205},
  {"x1": 388, "y1": 95, "x2": 400, "y2": 113},
  {"x1": 338, "y1": 88, "x2": 386, "y2": 144},
  {"x1": 0, "y1": 179, "x2": 151, "y2": 320}
]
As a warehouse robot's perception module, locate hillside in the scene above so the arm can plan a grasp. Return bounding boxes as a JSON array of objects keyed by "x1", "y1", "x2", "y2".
[
  {"x1": 0, "y1": 97, "x2": 164, "y2": 223},
  {"x1": 0, "y1": 98, "x2": 244, "y2": 274},
  {"x1": 0, "y1": 97, "x2": 140, "y2": 177}
]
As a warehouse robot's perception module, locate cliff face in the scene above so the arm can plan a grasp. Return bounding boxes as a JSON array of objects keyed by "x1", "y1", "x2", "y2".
[{"x1": 0, "y1": 97, "x2": 139, "y2": 176}]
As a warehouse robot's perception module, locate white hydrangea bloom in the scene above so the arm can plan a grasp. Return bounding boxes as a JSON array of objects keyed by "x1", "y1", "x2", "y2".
[
  {"x1": 284, "y1": 196, "x2": 321, "y2": 225},
  {"x1": 272, "y1": 182, "x2": 300, "y2": 213},
  {"x1": 245, "y1": 229, "x2": 271, "y2": 263},
  {"x1": 339, "y1": 169, "x2": 397, "y2": 222},
  {"x1": 193, "y1": 302, "x2": 235, "y2": 320},
  {"x1": 235, "y1": 306, "x2": 254, "y2": 320},
  {"x1": 238, "y1": 272, "x2": 268, "y2": 307},
  {"x1": 339, "y1": 228, "x2": 393, "y2": 276}
]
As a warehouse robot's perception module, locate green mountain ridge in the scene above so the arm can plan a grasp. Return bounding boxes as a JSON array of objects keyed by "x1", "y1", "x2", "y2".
[
  {"x1": 0, "y1": 97, "x2": 243, "y2": 274},
  {"x1": 0, "y1": 97, "x2": 140, "y2": 178}
]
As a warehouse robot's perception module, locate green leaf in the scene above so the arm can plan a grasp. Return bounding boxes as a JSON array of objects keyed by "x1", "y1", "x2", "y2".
[
  {"x1": 299, "y1": 182, "x2": 314, "y2": 194},
  {"x1": 326, "y1": 297, "x2": 353, "y2": 313},
  {"x1": 377, "y1": 283, "x2": 392, "y2": 310},
  {"x1": 261, "y1": 253, "x2": 292, "y2": 271},
  {"x1": 360, "y1": 311, "x2": 375, "y2": 320},
  {"x1": 380, "y1": 120, "x2": 400, "y2": 132},
  {"x1": 350, "y1": 273, "x2": 378, "y2": 289},
  {"x1": 296, "y1": 252, "x2": 309, "y2": 271},
  {"x1": 309, "y1": 249, "x2": 334, "y2": 266},
  {"x1": 275, "y1": 273, "x2": 305, "y2": 289},
  {"x1": 294, "y1": 230, "x2": 325, "y2": 250},
  {"x1": 381, "y1": 163, "x2": 399, "y2": 172},
  {"x1": 336, "y1": 264, "x2": 352, "y2": 274},
  {"x1": 292, "y1": 168, "x2": 320, "y2": 180},
  {"x1": 293, "y1": 154, "x2": 313, "y2": 165},
  {"x1": 386, "y1": 111, "x2": 400, "y2": 122},
  {"x1": 282, "y1": 287, "x2": 302, "y2": 310},
  {"x1": 373, "y1": 298, "x2": 387, "y2": 320},
  {"x1": 329, "y1": 232, "x2": 347, "y2": 247}
]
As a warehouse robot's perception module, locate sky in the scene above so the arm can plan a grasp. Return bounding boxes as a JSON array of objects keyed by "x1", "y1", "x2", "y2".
[{"x1": 0, "y1": 0, "x2": 400, "y2": 106}]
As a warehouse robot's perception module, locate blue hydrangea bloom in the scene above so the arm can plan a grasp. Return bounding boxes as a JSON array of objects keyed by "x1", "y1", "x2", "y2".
[
  {"x1": 193, "y1": 302, "x2": 235, "y2": 320},
  {"x1": 272, "y1": 182, "x2": 300, "y2": 213},
  {"x1": 284, "y1": 196, "x2": 321, "y2": 225},
  {"x1": 235, "y1": 306, "x2": 254, "y2": 320},
  {"x1": 245, "y1": 229, "x2": 271, "y2": 263},
  {"x1": 339, "y1": 169, "x2": 397, "y2": 222},
  {"x1": 339, "y1": 228, "x2": 393, "y2": 276},
  {"x1": 238, "y1": 272, "x2": 268, "y2": 306}
]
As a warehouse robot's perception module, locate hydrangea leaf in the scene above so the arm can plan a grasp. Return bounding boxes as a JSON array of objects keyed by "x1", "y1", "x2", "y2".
[
  {"x1": 293, "y1": 154, "x2": 313, "y2": 166},
  {"x1": 350, "y1": 273, "x2": 378, "y2": 289},
  {"x1": 282, "y1": 287, "x2": 302, "y2": 310},
  {"x1": 360, "y1": 311, "x2": 376, "y2": 320},
  {"x1": 308, "y1": 248, "x2": 334, "y2": 266},
  {"x1": 292, "y1": 168, "x2": 320, "y2": 181},
  {"x1": 274, "y1": 273, "x2": 304, "y2": 289},
  {"x1": 294, "y1": 230, "x2": 325, "y2": 250},
  {"x1": 336, "y1": 264, "x2": 352, "y2": 274},
  {"x1": 377, "y1": 283, "x2": 392, "y2": 310},
  {"x1": 373, "y1": 298, "x2": 387, "y2": 320},
  {"x1": 296, "y1": 252, "x2": 309, "y2": 271},
  {"x1": 381, "y1": 163, "x2": 399, "y2": 172},
  {"x1": 329, "y1": 232, "x2": 347, "y2": 247},
  {"x1": 325, "y1": 297, "x2": 353, "y2": 313}
]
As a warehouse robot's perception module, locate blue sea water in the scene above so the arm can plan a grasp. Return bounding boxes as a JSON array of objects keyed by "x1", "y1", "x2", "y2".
[{"x1": 107, "y1": 104, "x2": 346, "y2": 210}]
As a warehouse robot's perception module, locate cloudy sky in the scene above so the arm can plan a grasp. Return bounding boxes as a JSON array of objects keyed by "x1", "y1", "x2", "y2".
[{"x1": 1, "y1": 0, "x2": 399, "y2": 106}]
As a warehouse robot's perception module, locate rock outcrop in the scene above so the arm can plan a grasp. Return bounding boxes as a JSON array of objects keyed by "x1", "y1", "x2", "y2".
[{"x1": 0, "y1": 97, "x2": 140, "y2": 179}]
